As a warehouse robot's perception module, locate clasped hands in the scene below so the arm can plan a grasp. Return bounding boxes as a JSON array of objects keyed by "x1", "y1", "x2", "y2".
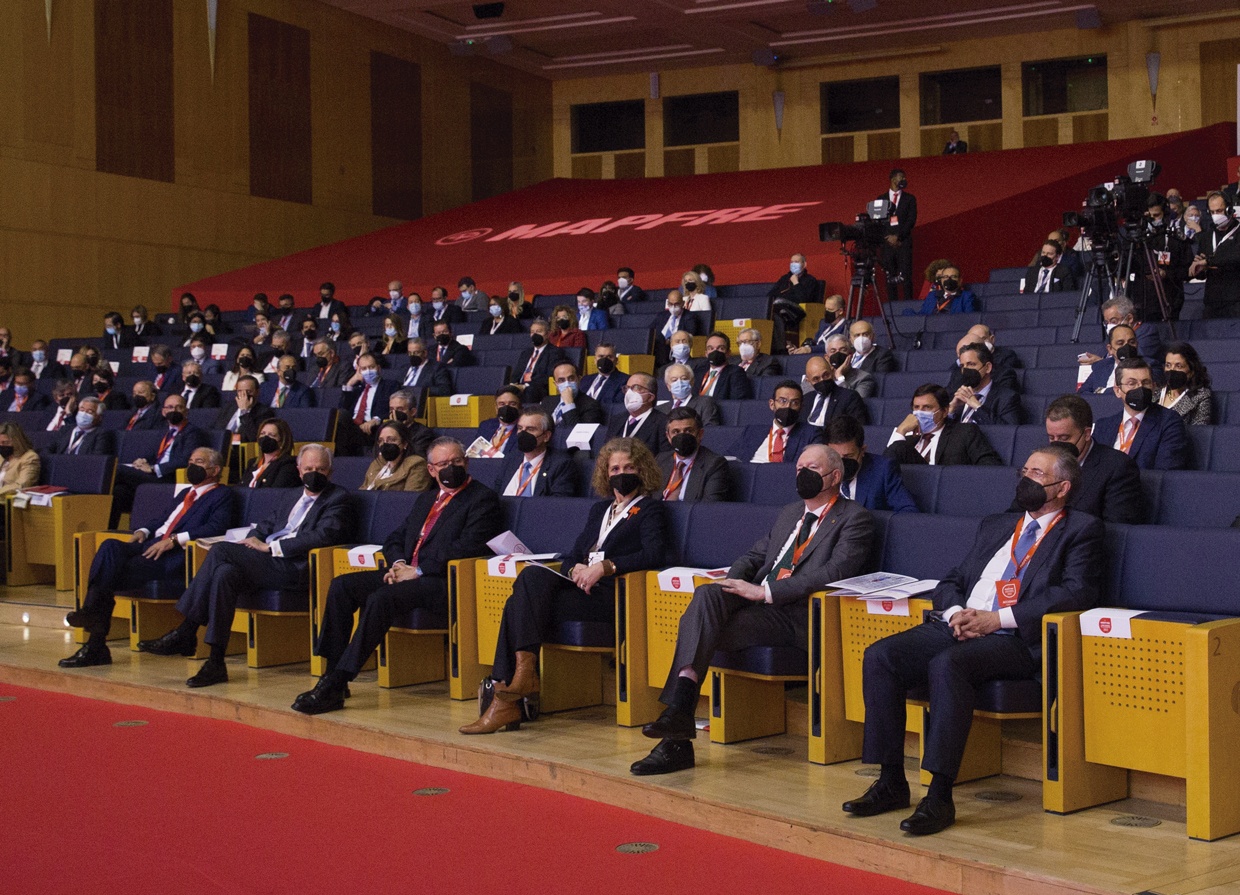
[
  {"x1": 130, "y1": 530, "x2": 179, "y2": 560},
  {"x1": 569, "y1": 562, "x2": 606, "y2": 592},
  {"x1": 948, "y1": 608, "x2": 1001, "y2": 640},
  {"x1": 384, "y1": 561, "x2": 420, "y2": 584}
]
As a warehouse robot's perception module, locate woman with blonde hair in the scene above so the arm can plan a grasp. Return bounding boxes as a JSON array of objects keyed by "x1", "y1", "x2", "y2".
[
  {"x1": 548, "y1": 304, "x2": 587, "y2": 349},
  {"x1": 681, "y1": 270, "x2": 713, "y2": 312},
  {"x1": 460, "y1": 438, "x2": 669, "y2": 734},
  {"x1": 0, "y1": 422, "x2": 40, "y2": 494}
]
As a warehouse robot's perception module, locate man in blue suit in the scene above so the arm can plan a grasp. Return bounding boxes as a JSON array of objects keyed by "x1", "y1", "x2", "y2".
[
  {"x1": 59, "y1": 448, "x2": 234, "y2": 667},
  {"x1": 906, "y1": 265, "x2": 976, "y2": 315},
  {"x1": 824, "y1": 416, "x2": 918, "y2": 512},
  {"x1": 109, "y1": 393, "x2": 211, "y2": 527},
  {"x1": 690, "y1": 333, "x2": 754, "y2": 400},
  {"x1": 1079, "y1": 325, "x2": 1138, "y2": 394},
  {"x1": 48, "y1": 396, "x2": 117, "y2": 456},
  {"x1": 574, "y1": 288, "x2": 610, "y2": 332},
  {"x1": 1092, "y1": 358, "x2": 1188, "y2": 470},
  {"x1": 730, "y1": 380, "x2": 821, "y2": 463},
  {"x1": 580, "y1": 343, "x2": 626, "y2": 405},
  {"x1": 493, "y1": 407, "x2": 579, "y2": 497},
  {"x1": 261, "y1": 355, "x2": 316, "y2": 409}
]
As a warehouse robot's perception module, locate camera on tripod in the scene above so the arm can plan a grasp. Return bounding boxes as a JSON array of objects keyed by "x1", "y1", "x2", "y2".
[
  {"x1": 819, "y1": 198, "x2": 892, "y2": 261},
  {"x1": 1062, "y1": 160, "x2": 1161, "y2": 246}
]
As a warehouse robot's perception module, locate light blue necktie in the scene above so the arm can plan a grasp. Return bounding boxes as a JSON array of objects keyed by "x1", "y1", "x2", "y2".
[
  {"x1": 266, "y1": 494, "x2": 313, "y2": 544},
  {"x1": 521, "y1": 461, "x2": 535, "y2": 497},
  {"x1": 991, "y1": 519, "x2": 1040, "y2": 611}
]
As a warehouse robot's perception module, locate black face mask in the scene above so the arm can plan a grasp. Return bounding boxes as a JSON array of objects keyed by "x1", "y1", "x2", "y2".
[
  {"x1": 774, "y1": 407, "x2": 799, "y2": 428},
  {"x1": 895, "y1": 178, "x2": 908, "y2": 190},
  {"x1": 0, "y1": 445, "x2": 13, "y2": 460},
  {"x1": 303, "y1": 329, "x2": 317, "y2": 341},
  {"x1": 93, "y1": 380, "x2": 111, "y2": 394},
  {"x1": 164, "y1": 410, "x2": 185, "y2": 426},
  {"x1": 407, "y1": 353, "x2": 425, "y2": 367},
  {"x1": 59, "y1": 395, "x2": 74, "y2": 408},
  {"x1": 1124, "y1": 387, "x2": 1153, "y2": 413},
  {"x1": 281, "y1": 369, "x2": 298, "y2": 385},
  {"x1": 683, "y1": 282, "x2": 697, "y2": 293},
  {"x1": 1114, "y1": 344, "x2": 1138, "y2": 362},
  {"x1": 813, "y1": 379, "x2": 834, "y2": 397},
  {"x1": 1041, "y1": 255, "x2": 1056, "y2": 268},
  {"x1": 596, "y1": 357, "x2": 616, "y2": 375},
  {"x1": 378, "y1": 442, "x2": 402, "y2": 462},
  {"x1": 435, "y1": 333, "x2": 452, "y2": 347},
  {"x1": 257, "y1": 435, "x2": 280, "y2": 455},
  {"x1": 828, "y1": 351, "x2": 848, "y2": 368},
  {"x1": 795, "y1": 468, "x2": 824, "y2": 500},
  {"x1": 314, "y1": 356, "x2": 329, "y2": 369},
  {"x1": 530, "y1": 333, "x2": 546, "y2": 348},
  {"x1": 238, "y1": 356, "x2": 254, "y2": 369},
  {"x1": 184, "y1": 374, "x2": 201, "y2": 389},
  {"x1": 959, "y1": 368, "x2": 983, "y2": 389},
  {"x1": 670, "y1": 432, "x2": 698, "y2": 456},
  {"x1": 556, "y1": 318, "x2": 571, "y2": 330},
  {"x1": 609, "y1": 472, "x2": 642, "y2": 496},
  {"x1": 185, "y1": 463, "x2": 209, "y2": 485},
  {"x1": 508, "y1": 291, "x2": 520, "y2": 302},
  {"x1": 941, "y1": 278, "x2": 960, "y2": 292},
  {"x1": 1165, "y1": 370, "x2": 1189, "y2": 391},
  {"x1": 1014, "y1": 476, "x2": 1057, "y2": 513},
  {"x1": 320, "y1": 295, "x2": 332, "y2": 304},
  {"x1": 437, "y1": 463, "x2": 467, "y2": 490},
  {"x1": 841, "y1": 457, "x2": 860, "y2": 482},
  {"x1": 302, "y1": 470, "x2": 329, "y2": 493},
  {"x1": 496, "y1": 405, "x2": 520, "y2": 425},
  {"x1": 515, "y1": 430, "x2": 540, "y2": 454},
  {"x1": 391, "y1": 410, "x2": 410, "y2": 424},
  {"x1": 707, "y1": 350, "x2": 727, "y2": 367}
]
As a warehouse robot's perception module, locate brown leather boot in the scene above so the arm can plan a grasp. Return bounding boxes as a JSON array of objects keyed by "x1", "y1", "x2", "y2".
[
  {"x1": 459, "y1": 694, "x2": 523, "y2": 734},
  {"x1": 495, "y1": 650, "x2": 540, "y2": 701}
]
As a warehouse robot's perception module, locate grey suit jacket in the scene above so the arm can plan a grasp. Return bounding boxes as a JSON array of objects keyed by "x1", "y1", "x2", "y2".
[{"x1": 730, "y1": 496, "x2": 875, "y2": 606}]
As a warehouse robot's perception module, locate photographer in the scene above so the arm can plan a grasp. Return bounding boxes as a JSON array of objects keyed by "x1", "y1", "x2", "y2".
[
  {"x1": 1189, "y1": 191, "x2": 1240, "y2": 319},
  {"x1": 1133, "y1": 193, "x2": 1193, "y2": 321}
]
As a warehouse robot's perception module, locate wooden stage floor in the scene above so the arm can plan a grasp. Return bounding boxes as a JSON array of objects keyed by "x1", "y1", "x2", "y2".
[{"x1": 1, "y1": 592, "x2": 1238, "y2": 895}]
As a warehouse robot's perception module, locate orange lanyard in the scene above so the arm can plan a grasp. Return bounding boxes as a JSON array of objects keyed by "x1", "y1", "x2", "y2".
[
  {"x1": 791, "y1": 497, "x2": 836, "y2": 567},
  {"x1": 514, "y1": 456, "x2": 544, "y2": 495},
  {"x1": 663, "y1": 456, "x2": 695, "y2": 499},
  {"x1": 935, "y1": 294, "x2": 954, "y2": 313},
  {"x1": 1118, "y1": 417, "x2": 1141, "y2": 453},
  {"x1": 491, "y1": 425, "x2": 512, "y2": 450},
  {"x1": 1009, "y1": 512, "x2": 1064, "y2": 575}
]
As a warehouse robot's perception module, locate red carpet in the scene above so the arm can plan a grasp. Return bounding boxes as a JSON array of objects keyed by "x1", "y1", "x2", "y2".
[
  {"x1": 177, "y1": 123, "x2": 1236, "y2": 313},
  {"x1": 0, "y1": 683, "x2": 948, "y2": 895}
]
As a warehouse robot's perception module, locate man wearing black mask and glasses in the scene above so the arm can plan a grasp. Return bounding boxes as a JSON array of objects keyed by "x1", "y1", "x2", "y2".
[
  {"x1": 658, "y1": 408, "x2": 729, "y2": 502},
  {"x1": 1092, "y1": 358, "x2": 1188, "y2": 470},
  {"x1": 634, "y1": 445, "x2": 874, "y2": 775},
  {"x1": 844, "y1": 444, "x2": 1101, "y2": 835}
]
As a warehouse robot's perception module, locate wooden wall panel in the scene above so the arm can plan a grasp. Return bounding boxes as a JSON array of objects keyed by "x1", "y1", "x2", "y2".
[
  {"x1": 471, "y1": 82, "x2": 514, "y2": 202},
  {"x1": 867, "y1": 131, "x2": 901, "y2": 161},
  {"x1": 371, "y1": 52, "x2": 423, "y2": 220},
  {"x1": 248, "y1": 13, "x2": 311, "y2": 204},
  {"x1": 1200, "y1": 38, "x2": 1240, "y2": 129},
  {"x1": 1023, "y1": 118, "x2": 1059, "y2": 148},
  {"x1": 706, "y1": 144, "x2": 740, "y2": 173},
  {"x1": 663, "y1": 147, "x2": 695, "y2": 177},
  {"x1": 613, "y1": 151, "x2": 646, "y2": 180},
  {"x1": 920, "y1": 126, "x2": 953, "y2": 157},
  {"x1": 821, "y1": 135, "x2": 854, "y2": 166},
  {"x1": 968, "y1": 122, "x2": 1003, "y2": 153},
  {"x1": 94, "y1": 0, "x2": 174, "y2": 183},
  {"x1": 571, "y1": 155, "x2": 603, "y2": 179},
  {"x1": 1072, "y1": 112, "x2": 1109, "y2": 144}
]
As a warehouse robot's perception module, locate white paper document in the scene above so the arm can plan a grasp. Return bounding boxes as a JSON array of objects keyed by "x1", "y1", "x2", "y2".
[
  {"x1": 1079, "y1": 607, "x2": 1145, "y2": 639},
  {"x1": 567, "y1": 423, "x2": 600, "y2": 451},
  {"x1": 656, "y1": 567, "x2": 729, "y2": 593}
]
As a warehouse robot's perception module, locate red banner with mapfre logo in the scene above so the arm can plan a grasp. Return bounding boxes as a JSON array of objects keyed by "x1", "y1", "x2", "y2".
[{"x1": 175, "y1": 123, "x2": 1235, "y2": 311}]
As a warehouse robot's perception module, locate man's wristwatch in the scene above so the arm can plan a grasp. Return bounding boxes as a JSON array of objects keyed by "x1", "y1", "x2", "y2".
[{"x1": 603, "y1": 560, "x2": 616, "y2": 576}]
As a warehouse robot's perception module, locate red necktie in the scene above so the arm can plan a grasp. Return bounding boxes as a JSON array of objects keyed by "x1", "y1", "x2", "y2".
[
  {"x1": 770, "y1": 428, "x2": 786, "y2": 463},
  {"x1": 162, "y1": 488, "x2": 199, "y2": 537},
  {"x1": 663, "y1": 460, "x2": 688, "y2": 501},
  {"x1": 354, "y1": 385, "x2": 371, "y2": 425}
]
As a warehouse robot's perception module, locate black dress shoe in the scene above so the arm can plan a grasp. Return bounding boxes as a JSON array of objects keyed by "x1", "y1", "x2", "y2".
[
  {"x1": 58, "y1": 644, "x2": 112, "y2": 668},
  {"x1": 630, "y1": 738, "x2": 695, "y2": 776},
  {"x1": 842, "y1": 779, "x2": 911, "y2": 817},
  {"x1": 65, "y1": 609, "x2": 108, "y2": 634},
  {"x1": 900, "y1": 796, "x2": 956, "y2": 835},
  {"x1": 292, "y1": 675, "x2": 348, "y2": 715},
  {"x1": 186, "y1": 658, "x2": 228, "y2": 688},
  {"x1": 137, "y1": 630, "x2": 197, "y2": 657},
  {"x1": 641, "y1": 706, "x2": 696, "y2": 740}
]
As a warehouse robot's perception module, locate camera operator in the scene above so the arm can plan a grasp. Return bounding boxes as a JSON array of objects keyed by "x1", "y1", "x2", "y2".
[
  {"x1": 1133, "y1": 193, "x2": 1193, "y2": 321},
  {"x1": 1189, "y1": 191, "x2": 1240, "y2": 319},
  {"x1": 878, "y1": 169, "x2": 917, "y2": 301}
]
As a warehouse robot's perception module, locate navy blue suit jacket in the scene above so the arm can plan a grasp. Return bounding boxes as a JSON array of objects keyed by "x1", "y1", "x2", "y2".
[
  {"x1": 691, "y1": 362, "x2": 754, "y2": 400},
  {"x1": 579, "y1": 309, "x2": 610, "y2": 331},
  {"x1": 383, "y1": 479, "x2": 501, "y2": 579},
  {"x1": 476, "y1": 419, "x2": 516, "y2": 457},
  {"x1": 1080, "y1": 357, "x2": 1117, "y2": 394},
  {"x1": 730, "y1": 422, "x2": 820, "y2": 463},
  {"x1": 339, "y1": 379, "x2": 398, "y2": 423},
  {"x1": 134, "y1": 485, "x2": 236, "y2": 542},
  {"x1": 254, "y1": 483, "x2": 356, "y2": 564},
  {"x1": 49, "y1": 426, "x2": 117, "y2": 456},
  {"x1": 0, "y1": 389, "x2": 52, "y2": 413},
  {"x1": 494, "y1": 448, "x2": 579, "y2": 497},
  {"x1": 961, "y1": 384, "x2": 1022, "y2": 425},
  {"x1": 260, "y1": 379, "x2": 316, "y2": 409},
  {"x1": 1092, "y1": 404, "x2": 1189, "y2": 470},
  {"x1": 849, "y1": 452, "x2": 918, "y2": 513},
  {"x1": 579, "y1": 371, "x2": 626, "y2": 405},
  {"x1": 560, "y1": 496, "x2": 669, "y2": 601},
  {"x1": 148, "y1": 424, "x2": 211, "y2": 481},
  {"x1": 805, "y1": 384, "x2": 870, "y2": 426}
]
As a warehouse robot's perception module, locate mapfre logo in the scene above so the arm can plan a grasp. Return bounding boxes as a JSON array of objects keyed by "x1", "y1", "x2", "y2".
[{"x1": 435, "y1": 202, "x2": 822, "y2": 246}]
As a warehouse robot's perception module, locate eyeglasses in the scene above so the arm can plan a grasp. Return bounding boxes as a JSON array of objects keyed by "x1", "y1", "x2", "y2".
[{"x1": 427, "y1": 458, "x2": 465, "y2": 471}]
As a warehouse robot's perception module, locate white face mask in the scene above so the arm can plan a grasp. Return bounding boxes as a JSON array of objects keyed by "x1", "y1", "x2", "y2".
[
  {"x1": 667, "y1": 304, "x2": 681, "y2": 316},
  {"x1": 132, "y1": 317, "x2": 143, "y2": 326},
  {"x1": 578, "y1": 303, "x2": 592, "y2": 314},
  {"x1": 409, "y1": 303, "x2": 421, "y2": 316},
  {"x1": 385, "y1": 327, "x2": 397, "y2": 338},
  {"x1": 460, "y1": 290, "x2": 471, "y2": 300},
  {"x1": 389, "y1": 290, "x2": 401, "y2": 301},
  {"x1": 669, "y1": 379, "x2": 693, "y2": 400},
  {"x1": 190, "y1": 348, "x2": 206, "y2": 361},
  {"x1": 852, "y1": 335, "x2": 873, "y2": 354},
  {"x1": 738, "y1": 343, "x2": 756, "y2": 361},
  {"x1": 1104, "y1": 322, "x2": 1117, "y2": 335},
  {"x1": 617, "y1": 278, "x2": 629, "y2": 289},
  {"x1": 1212, "y1": 212, "x2": 1231, "y2": 227},
  {"x1": 699, "y1": 272, "x2": 709, "y2": 283},
  {"x1": 670, "y1": 343, "x2": 690, "y2": 362},
  {"x1": 790, "y1": 262, "x2": 803, "y2": 275},
  {"x1": 432, "y1": 301, "x2": 445, "y2": 312},
  {"x1": 623, "y1": 390, "x2": 645, "y2": 414}
]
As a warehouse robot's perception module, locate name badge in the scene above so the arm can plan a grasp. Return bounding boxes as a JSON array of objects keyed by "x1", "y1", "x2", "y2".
[
  {"x1": 775, "y1": 568, "x2": 793, "y2": 581},
  {"x1": 588, "y1": 551, "x2": 605, "y2": 566},
  {"x1": 996, "y1": 579, "x2": 1020, "y2": 608},
  {"x1": 889, "y1": 215, "x2": 899, "y2": 226},
  {"x1": 1156, "y1": 250, "x2": 1171, "y2": 266}
]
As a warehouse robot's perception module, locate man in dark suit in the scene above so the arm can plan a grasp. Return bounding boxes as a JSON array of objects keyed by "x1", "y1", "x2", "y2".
[
  {"x1": 948, "y1": 344, "x2": 1021, "y2": 425},
  {"x1": 102, "y1": 311, "x2": 136, "y2": 351},
  {"x1": 844, "y1": 445, "x2": 1103, "y2": 834},
  {"x1": 795, "y1": 293, "x2": 851, "y2": 355},
  {"x1": 730, "y1": 380, "x2": 821, "y2": 463},
  {"x1": 387, "y1": 389, "x2": 436, "y2": 458},
  {"x1": 125, "y1": 381, "x2": 165, "y2": 431},
  {"x1": 879, "y1": 169, "x2": 917, "y2": 301},
  {"x1": 945, "y1": 326, "x2": 1021, "y2": 395},
  {"x1": 1040, "y1": 396, "x2": 1145, "y2": 523},
  {"x1": 427, "y1": 285, "x2": 467, "y2": 328},
  {"x1": 399, "y1": 338, "x2": 453, "y2": 402},
  {"x1": 261, "y1": 356, "x2": 315, "y2": 409},
  {"x1": 1191, "y1": 191, "x2": 1240, "y2": 318},
  {"x1": 148, "y1": 345, "x2": 181, "y2": 395},
  {"x1": 177, "y1": 361, "x2": 221, "y2": 410},
  {"x1": 615, "y1": 267, "x2": 646, "y2": 306},
  {"x1": 110, "y1": 393, "x2": 211, "y2": 527},
  {"x1": 87, "y1": 368, "x2": 129, "y2": 412},
  {"x1": 658, "y1": 408, "x2": 730, "y2": 502},
  {"x1": 336, "y1": 353, "x2": 399, "y2": 456},
  {"x1": 431, "y1": 321, "x2": 476, "y2": 367},
  {"x1": 295, "y1": 439, "x2": 502, "y2": 713},
  {"x1": 651, "y1": 290, "x2": 705, "y2": 367},
  {"x1": 823, "y1": 334, "x2": 878, "y2": 399},
  {"x1": 848, "y1": 321, "x2": 898, "y2": 374},
  {"x1": 1079, "y1": 325, "x2": 1138, "y2": 394},
  {"x1": 512, "y1": 320, "x2": 565, "y2": 402},
  {"x1": 605, "y1": 373, "x2": 669, "y2": 456},
  {"x1": 138, "y1": 444, "x2": 356, "y2": 688},
  {"x1": 661, "y1": 363, "x2": 722, "y2": 427},
  {"x1": 736, "y1": 327, "x2": 781, "y2": 378},
  {"x1": 0, "y1": 367, "x2": 51, "y2": 413},
  {"x1": 58, "y1": 448, "x2": 235, "y2": 668},
  {"x1": 475, "y1": 386, "x2": 523, "y2": 458},
  {"x1": 214, "y1": 376, "x2": 275, "y2": 442},
  {"x1": 885, "y1": 384, "x2": 1003, "y2": 467},
  {"x1": 48, "y1": 397, "x2": 116, "y2": 456},
  {"x1": 0, "y1": 327, "x2": 28, "y2": 368},
  {"x1": 273, "y1": 293, "x2": 303, "y2": 334},
  {"x1": 309, "y1": 341, "x2": 351, "y2": 389},
  {"x1": 690, "y1": 333, "x2": 754, "y2": 400},
  {"x1": 312, "y1": 282, "x2": 349, "y2": 323},
  {"x1": 942, "y1": 130, "x2": 967, "y2": 155},
  {"x1": 493, "y1": 408, "x2": 578, "y2": 497},
  {"x1": 1024, "y1": 240, "x2": 1078, "y2": 293},
  {"x1": 766, "y1": 253, "x2": 821, "y2": 306},
  {"x1": 804, "y1": 356, "x2": 870, "y2": 427},
  {"x1": 27, "y1": 340, "x2": 67, "y2": 381},
  {"x1": 634, "y1": 445, "x2": 875, "y2": 774},
  {"x1": 1092, "y1": 359, "x2": 1189, "y2": 471},
  {"x1": 824, "y1": 416, "x2": 918, "y2": 513},
  {"x1": 544, "y1": 362, "x2": 605, "y2": 430},
  {"x1": 580, "y1": 343, "x2": 626, "y2": 405}
]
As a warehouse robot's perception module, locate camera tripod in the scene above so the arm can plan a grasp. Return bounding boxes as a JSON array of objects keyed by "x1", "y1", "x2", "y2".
[
  {"x1": 844, "y1": 253, "x2": 896, "y2": 345},
  {"x1": 1070, "y1": 235, "x2": 1176, "y2": 343}
]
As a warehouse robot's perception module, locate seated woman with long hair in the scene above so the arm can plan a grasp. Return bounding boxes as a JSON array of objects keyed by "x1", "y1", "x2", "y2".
[
  {"x1": 548, "y1": 304, "x2": 587, "y2": 349},
  {"x1": 1159, "y1": 340, "x2": 1214, "y2": 425},
  {"x1": 375, "y1": 314, "x2": 408, "y2": 356},
  {"x1": 460, "y1": 437, "x2": 668, "y2": 734},
  {"x1": 243, "y1": 419, "x2": 300, "y2": 488},
  {"x1": 223, "y1": 346, "x2": 264, "y2": 391},
  {"x1": 361, "y1": 422, "x2": 431, "y2": 491},
  {"x1": 0, "y1": 422, "x2": 40, "y2": 495}
]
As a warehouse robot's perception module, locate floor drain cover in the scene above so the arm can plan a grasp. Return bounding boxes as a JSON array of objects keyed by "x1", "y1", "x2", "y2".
[
  {"x1": 974, "y1": 790, "x2": 1023, "y2": 802},
  {"x1": 413, "y1": 787, "x2": 450, "y2": 796},
  {"x1": 616, "y1": 842, "x2": 659, "y2": 854},
  {"x1": 854, "y1": 767, "x2": 882, "y2": 778},
  {"x1": 113, "y1": 720, "x2": 148, "y2": 727},
  {"x1": 256, "y1": 752, "x2": 289, "y2": 760},
  {"x1": 751, "y1": 746, "x2": 794, "y2": 756},
  {"x1": 1110, "y1": 815, "x2": 1161, "y2": 828}
]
